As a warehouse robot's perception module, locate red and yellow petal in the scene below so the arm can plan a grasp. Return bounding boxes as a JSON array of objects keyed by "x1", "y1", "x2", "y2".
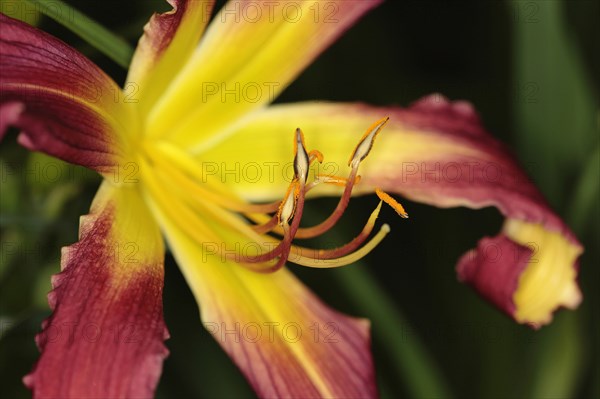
[
  {"x1": 457, "y1": 218, "x2": 582, "y2": 327},
  {"x1": 146, "y1": 0, "x2": 382, "y2": 150},
  {"x1": 146, "y1": 195, "x2": 376, "y2": 398},
  {"x1": 126, "y1": 0, "x2": 215, "y2": 116},
  {"x1": 0, "y1": 14, "x2": 132, "y2": 174},
  {"x1": 24, "y1": 182, "x2": 168, "y2": 398},
  {"x1": 198, "y1": 98, "x2": 583, "y2": 326}
]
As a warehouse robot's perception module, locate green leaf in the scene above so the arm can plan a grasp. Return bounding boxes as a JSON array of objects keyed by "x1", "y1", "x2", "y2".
[
  {"x1": 567, "y1": 144, "x2": 600, "y2": 234},
  {"x1": 527, "y1": 312, "x2": 586, "y2": 399},
  {"x1": 333, "y1": 265, "x2": 453, "y2": 399},
  {"x1": 25, "y1": 0, "x2": 134, "y2": 68},
  {"x1": 0, "y1": 0, "x2": 41, "y2": 25},
  {"x1": 511, "y1": 0, "x2": 598, "y2": 204},
  {"x1": 511, "y1": 1, "x2": 597, "y2": 398}
]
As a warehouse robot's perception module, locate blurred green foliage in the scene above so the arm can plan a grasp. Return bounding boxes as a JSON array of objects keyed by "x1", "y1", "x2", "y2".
[{"x1": 1, "y1": 1, "x2": 598, "y2": 398}]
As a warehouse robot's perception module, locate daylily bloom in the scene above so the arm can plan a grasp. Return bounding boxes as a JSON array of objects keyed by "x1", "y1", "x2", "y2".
[{"x1": 0, "y1": 0, "x2": 583, "y2": 398}]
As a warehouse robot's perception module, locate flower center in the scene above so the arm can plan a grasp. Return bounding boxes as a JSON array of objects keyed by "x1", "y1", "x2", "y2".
[{"x1": 138, "y1": 118, "x2": 407, "y2": 273}]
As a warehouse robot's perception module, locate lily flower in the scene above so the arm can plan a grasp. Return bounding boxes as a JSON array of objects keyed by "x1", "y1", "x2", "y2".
[{"x1": 0, "y1": 0, "x2": 583, "y2": 398}]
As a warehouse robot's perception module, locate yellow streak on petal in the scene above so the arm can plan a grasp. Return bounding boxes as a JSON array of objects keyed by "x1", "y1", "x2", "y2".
[
  {"x1": 128, "y1": 0, "x2": 214, "y2": 117},
  {"x1": 506, "y1": 219, "x2": 583, "y2": 326},
  {"x1": 152, "y1": 141, "x2": 236, "y2": 198},
  {"x1": 139, "y1": 158, "x2": 220, "y2": 242},
  {"x1": 84, "y1": 181, "x2": 164, "y2": 282},
  {"x1": 145, "y1": 198, "x2": 357, "y2": 398},
  {"x1": 146, "y1": 1, "x2": 381, "y2": 153},
  {"x1": 195, "y1": 103, "x2": 486, "y2": 202},
  {"x1": 239, "y1": 274, "x2": 337, "y2": 399}
]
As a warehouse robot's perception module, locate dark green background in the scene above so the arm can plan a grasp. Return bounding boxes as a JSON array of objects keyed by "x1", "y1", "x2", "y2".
[{"x1": 1, "y1": 1, "x2": 598, "y2": 398}]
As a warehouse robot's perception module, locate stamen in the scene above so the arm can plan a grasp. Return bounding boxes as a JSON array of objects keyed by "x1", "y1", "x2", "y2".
[
  {"x1": 220, "y1": 172, "x2": 309, "y2": 272},
  {"x1": 294, "y1": 128, "x2": 310, "y2": 185},
  {"x1": 277, "y1": 180, "x2": 300, "y2": 226},
  {"x1": 292, "y1": 224, "x2": 391, "y2": 268},
  {"x1": 143, "y1": 155, "x2": 285, "y2": 271},
  {"x1": 250, "y1": 180, "x2": 323, "y2": 234},
  {"x1": 141, "y1": 118, "x2": 398, "y2": 275},
  {"x1": 291, "y1": 166, "x2": 359, "y2": 239},
  {"x1": 256, "y1": 118, "x2": 389, "y2": 239},
  {"x1": 149, "y1": 176, "x2": 281, "y2": 270},
  {"x1": 289, "y1": 201, "x2": 383, "y2": 259},
  {"x1": 348, "y1": 116, "x2": 389, "y2": 168},
  {"x1": 314, "y1": 174, "x2": 362, "y2": 187},
  {"x1": 245, "y1": 182, "x2": 307, "y2": 273},
  {"x1": 246, "y1": 201, "x2": 382, "y2": 264},
  {"x1": 290, "y1": 117, "x2": 389, "y2": 238},
  {"x1": 376, "y1": 188, "x2": 409, "y2": 218},
  {"x1": 309, "y1": 150, "x2": 324, "y2": 164},
  {"x1": 251, "y1": 215, "x2": 279, "y2": 235},
  {"x1": 252, "y1": 174, "x2": 360, "y2": 236}
]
